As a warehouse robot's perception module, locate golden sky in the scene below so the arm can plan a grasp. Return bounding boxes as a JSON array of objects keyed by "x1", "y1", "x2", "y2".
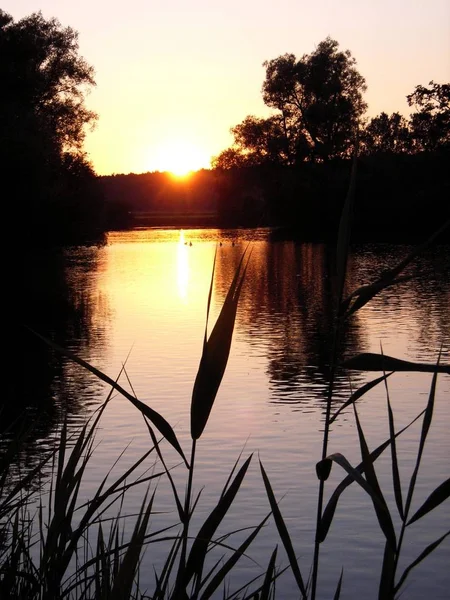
[{"x1": 4, "y1": 0, "x2": 450, "y2": 175}]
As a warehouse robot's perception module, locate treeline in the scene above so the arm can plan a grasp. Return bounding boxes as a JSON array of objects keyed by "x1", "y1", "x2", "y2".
[
  {"x1": 100, "y1": 170, "x2": 219, "y2": 228},
  {"x1": 102, "y1": 37, "x2": 449, "y2": 240}
]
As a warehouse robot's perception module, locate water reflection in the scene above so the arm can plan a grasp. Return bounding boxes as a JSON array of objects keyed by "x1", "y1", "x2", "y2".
[
  {"x1": 3, "y1": 246, "x2": 111, "y2": 472},
  {"x1": 212, "y1": 240, "x2": 367, "y2": 411},
  {"x1": 177, "y1": 231, "x2": 189, "y2": 301}
]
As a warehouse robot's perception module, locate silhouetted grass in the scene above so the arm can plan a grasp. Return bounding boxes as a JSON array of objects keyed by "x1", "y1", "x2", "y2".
[{"x1": 1, "y1": 159, "x2": 449, "y2": 599}]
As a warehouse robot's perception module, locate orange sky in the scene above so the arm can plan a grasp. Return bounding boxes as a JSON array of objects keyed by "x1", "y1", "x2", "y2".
[{"x1": 4, "y1": 0, "x2": 450, "y2": 175}]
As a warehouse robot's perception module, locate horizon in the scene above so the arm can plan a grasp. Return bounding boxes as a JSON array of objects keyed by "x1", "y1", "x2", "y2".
[{"x1": 3, "y1": 0, "x2": 449, "y2": 176}]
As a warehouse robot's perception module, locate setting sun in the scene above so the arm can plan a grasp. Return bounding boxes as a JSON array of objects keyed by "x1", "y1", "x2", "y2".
[{"x1": 152, "y1": 140, "x2": 211, "y2": 176}]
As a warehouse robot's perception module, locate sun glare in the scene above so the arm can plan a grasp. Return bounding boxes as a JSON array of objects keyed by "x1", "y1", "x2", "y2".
[{"x1": 153, "y1": 140, "x2": 210, "y2": 177}]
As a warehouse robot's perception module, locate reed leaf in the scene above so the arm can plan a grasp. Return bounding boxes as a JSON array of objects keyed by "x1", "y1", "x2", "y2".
[
  {"x1": 335, "y1": 152, "x2": 358, "y2": 305},
  {"x1": 184, "y1": 454, "x2": 253, "y2": 586},
  {"x1": 384, "y1": 369, "x2": 404, "y2": 521},
  {"x1": 199, "y1": 514, "x2": 271, "y2": 600},
  {"x1": 109, "y1": 488, "x2": 155, "y2": 600},
  {"x1": 394, "y1": 530, "x2": 450, "y2": 595},
  {"x1": 260, "y1": 545, "x2": 278, "y2": 600},
  {"x1": 316, "y1": 452, "x2": 397, "y2": 539},
  {"x1": 191, "y1": 245, "x2": 251, "y2": 440},
  {"x1": 259, "y1": 459, "x2": 307, "y2": 598},
  {"x1": 27, "y1": 327, "x2": 187, "y2": 465},
  {"x1": 342, "y1": 352, "x2": 450, "y2": 374},
  {"x1": 407, "y1": 478, "x2": 450, "y2": 526},
  {"x1": 329, "y1": 372, "x2": 393, "y2": 424},
  {"x1": 333, "y1": 568, "x2": 344, "y2": 600},
  {"x1": 341, "y1": 218, "x2": 450, "y2": 318},
  {"x1": 378, "y1": 539, "x2": 395, "y2": 600},
  {"x1": 343, "y1": 275, "x2": 412, "y2": 318},
  {"x1": 353, "y1": 405, "x2": 396, "y2": 550},
  {"x1": 404, "y1": 359, "x2": 440, "y2": 518}
]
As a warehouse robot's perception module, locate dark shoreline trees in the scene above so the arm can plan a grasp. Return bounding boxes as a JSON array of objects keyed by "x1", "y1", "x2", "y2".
[{"x1": 0, "y1": 10, "x2": 105, "y2": 248}]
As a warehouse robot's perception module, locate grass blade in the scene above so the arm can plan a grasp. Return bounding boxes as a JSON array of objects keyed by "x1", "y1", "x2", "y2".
[
  {"x1": 407, "y1": 478, "x2": 450, "y2": 526},
  {"x1": 259, "y1": 459, "x2": 307, "y2": 598}
]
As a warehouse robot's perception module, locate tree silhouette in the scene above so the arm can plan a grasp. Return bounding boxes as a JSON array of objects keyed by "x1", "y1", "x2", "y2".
[
  {"x1": 407, "y1": 81, "x2": 450, "y2": 152},
  {"x1": 216, "y1": 38, "x2": 367, "y2": 167},
  {"x1": 0, "y1": 10, "x2": 103, "y2": 246},
  {"x1": 361, "y1": 112, "x2": 412, "y2": 155}
]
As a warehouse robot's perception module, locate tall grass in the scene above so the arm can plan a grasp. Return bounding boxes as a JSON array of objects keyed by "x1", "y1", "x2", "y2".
[{"x1": 1, "y1": 160, "x2": 449, "y2": 599}]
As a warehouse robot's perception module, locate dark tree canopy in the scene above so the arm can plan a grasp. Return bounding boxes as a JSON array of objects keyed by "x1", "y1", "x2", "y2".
[
  {"x1": 407, "y1": 81, "x2": 450, "y2": 151},
  {"x1": 0, "y1": 10, "x2": 103, "y2": 246},
  {"x1": 361, "y1": 112, "x2": 412, "y2": 155},
  {"x1": 215, "y1": 37, "x2": 367, "y2": 168}
]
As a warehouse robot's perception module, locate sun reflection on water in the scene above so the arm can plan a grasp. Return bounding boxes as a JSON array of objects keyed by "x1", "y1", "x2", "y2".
[{"x1": 177, "y1": 230, "x2": 189, "y2": 301}]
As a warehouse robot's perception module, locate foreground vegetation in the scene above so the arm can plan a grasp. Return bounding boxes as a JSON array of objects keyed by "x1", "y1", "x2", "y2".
[{"x1": 1, "y1": 158, "x2": 449, "y2": 599}]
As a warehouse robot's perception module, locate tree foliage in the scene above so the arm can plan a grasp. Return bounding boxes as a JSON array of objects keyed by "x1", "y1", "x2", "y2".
[
  {"x1": 361, "y1": 112, "x2": 412, "y2": 155},
  {"x1": 216, "y1": 38, "x2": 367, "y2": 167},
  {"x1": 262, "y1": 38, "x2": 367, "y2": 161},
  {"x1": 0, "y1": 10, "x2": 103, "y2": 245},
  {"x1": 407, "y1": 81, "x2": 450, "y2": 151}
]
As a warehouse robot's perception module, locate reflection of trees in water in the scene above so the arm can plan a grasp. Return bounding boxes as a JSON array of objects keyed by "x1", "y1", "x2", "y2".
[
  {"x1": 347, "y1": 244, "x2": 450, "y2": 359},
  {"x1": 213, "y1": 238, "x2": 450, "y2": 412},
  {"x1": 213, "y1": 241, "x2": 366, "y2": 411},
  {"x1": 3, "y1": 246, "x2": 111, "y2": 474}
]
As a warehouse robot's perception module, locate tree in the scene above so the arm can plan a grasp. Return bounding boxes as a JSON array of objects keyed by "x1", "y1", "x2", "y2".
[
  {"x1": 262, "y1": 37, "x2": 367, "y2": 161},
  {"x1": 0, "y1": 10, "x2": 103, "y2": 245},
  {"x1": 212, "y1": 115, "x2": 291, "y2": 169},
  {"x1": 361, "y1": 112, "x2": 412, "y2": 155},
  {"x1": 407, "y1": 81, "x2": 450, "y2": 151}
]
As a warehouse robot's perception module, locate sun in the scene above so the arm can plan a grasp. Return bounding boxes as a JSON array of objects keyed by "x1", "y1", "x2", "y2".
[{"x1": 153, "y1": 140, "x2": 210, "y2": 177}]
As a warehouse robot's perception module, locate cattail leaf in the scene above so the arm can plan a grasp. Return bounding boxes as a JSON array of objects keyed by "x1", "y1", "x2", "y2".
[
  {"x1": 342, "y1": 352, "x2": 450, "y2": 374},
  {"x1": 259, "y1": 459, "x2": 307, "y2": 597},
  {"x1": 333, "y1": 568, "x2": 344, "y2": 600},
  {"x1": 27, "y1": 327, "x2": 187, "y2": 465},
  {"x1": 353, "y1": 405, "x2": 396, "y2": 550},
  {"x1": 330, "y1": 372, "x2": 393, "y2": 424},
  {"x1": 184, "y1": 454, "x2": 253, "y2": 585},
  {"x1": 407, "y1": 478, "x2": 450, "y2": 526},
  {"x1": 395, "y1": 530, "x2": 450, "y2": 595},
  {"x1": 191, "y1": 246, "x2": 251, "y2": 440},
  {"x1": 319, "y1": 409, "x2": 425, "y2": 543}
]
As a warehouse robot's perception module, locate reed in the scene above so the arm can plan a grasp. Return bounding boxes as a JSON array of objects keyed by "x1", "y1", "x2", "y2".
[{"x1": 1, "y1": 162, "x2": 449, "y2": 599}]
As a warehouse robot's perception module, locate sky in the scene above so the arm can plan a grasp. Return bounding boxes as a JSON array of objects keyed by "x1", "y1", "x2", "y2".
[{"x1": 3, "y1": 0, "x2": 450, "y2": 175}]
